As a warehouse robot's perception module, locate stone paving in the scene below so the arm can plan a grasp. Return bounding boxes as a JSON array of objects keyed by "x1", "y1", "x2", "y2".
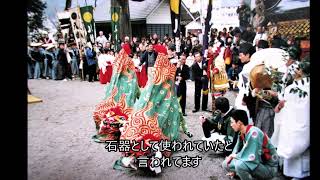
[{"x1": 28, "y1": 79, "x2": 283, "y2": 180}]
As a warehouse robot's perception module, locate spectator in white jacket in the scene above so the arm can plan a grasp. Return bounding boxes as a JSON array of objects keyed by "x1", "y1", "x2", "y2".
[
  {"x1": 96, "y1": 31, "x2": 108, "y2": 47},
  {"x1": 252, "y1": 26, "x2": 268, "y2": 46}
]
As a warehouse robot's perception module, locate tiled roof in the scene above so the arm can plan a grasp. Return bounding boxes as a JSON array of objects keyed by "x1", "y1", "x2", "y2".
[
  {"x1": 266, "y1": 7, "x2": 309, "y2": 23},
  {"x1": 277, "y1": 19, "x2": 310, "y2": 38}
]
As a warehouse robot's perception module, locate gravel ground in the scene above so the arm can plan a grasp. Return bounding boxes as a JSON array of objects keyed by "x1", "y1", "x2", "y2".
[{"x1": 28, "y1": 79, "x2": 282, "y2": 180}]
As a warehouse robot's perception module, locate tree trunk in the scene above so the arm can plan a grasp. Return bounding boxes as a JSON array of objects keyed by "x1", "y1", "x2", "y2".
[
  {"x1": 252, "y1": 0, "x2": 266, "y2": 28},
  {"x1": 203, "y1": 0, "x2": 212, "y2": 52},
  {"x1": 111, "y1": 0, "x2": 132, "y2": 41},
  {"x1": 202, "y1": 0, "x2": 214, "y2": 111}
]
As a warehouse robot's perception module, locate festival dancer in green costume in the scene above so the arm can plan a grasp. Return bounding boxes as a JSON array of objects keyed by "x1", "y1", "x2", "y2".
[
  {"x1": 92, "y1": 49, "x2": 140, "y2": 142},
  {"x1": 115, "y1": 52, "x2": 192, "y2": 173},
  {"x1": 121, "y1": 52, "x2": 192, "y2": 141}
]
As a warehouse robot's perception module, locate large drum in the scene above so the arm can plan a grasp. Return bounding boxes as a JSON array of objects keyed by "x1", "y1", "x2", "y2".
[
  {"x1": 250, "y1": 64, "x2": 273, "y2": 89},
  {"x1": 249, "y1": 48, "x2": 289, "y2": 89}
]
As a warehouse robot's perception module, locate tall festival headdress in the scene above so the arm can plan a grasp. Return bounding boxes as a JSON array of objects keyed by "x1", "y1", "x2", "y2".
[
  {"x1": 170, "y1": 0, "x2": 182, "y2": 37},
  {"x1": 250, "y1": 48, "x2": 289, "y2": 70},
  {"x1": 80, "y1": 5, "x2": 96, "y2": 44}
]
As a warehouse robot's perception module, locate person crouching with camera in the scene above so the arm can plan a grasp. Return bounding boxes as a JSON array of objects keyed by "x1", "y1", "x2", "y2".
[{"x1": 200, "y1": 97, "x2": 237, "y2": 156}]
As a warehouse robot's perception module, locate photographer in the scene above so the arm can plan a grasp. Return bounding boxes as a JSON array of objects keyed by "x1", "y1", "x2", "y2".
[
  {"x1": 227, "y1": 59, "x2": 242, "y2": 91},
  {"x1": 200, "y1": 97, "x2": 236, "y2": 155}
]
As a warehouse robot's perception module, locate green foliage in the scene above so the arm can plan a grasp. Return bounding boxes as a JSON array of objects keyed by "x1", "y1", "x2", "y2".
[
  {"x1": 266, "y1": 66, "x2": 308, "y2": 98},
  {"x1": 266, "y1": 67, "x2": 284, "y2": 93},
  {"x1": 289, "y1": 87, "x2": 308, "y2": 98},
  {"x1": 27, "y1": 0, "x2": 47, "y2": 33}
]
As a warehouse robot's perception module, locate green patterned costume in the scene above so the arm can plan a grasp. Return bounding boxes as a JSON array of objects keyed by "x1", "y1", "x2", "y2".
[{"x1": 92, "y1": 49, "x2": 140, "y2": 142}]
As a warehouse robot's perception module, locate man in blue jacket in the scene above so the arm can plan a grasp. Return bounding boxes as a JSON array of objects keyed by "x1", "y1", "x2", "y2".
[{"x1": 85, "y1": 42, "x2": 97, "y2": 82}]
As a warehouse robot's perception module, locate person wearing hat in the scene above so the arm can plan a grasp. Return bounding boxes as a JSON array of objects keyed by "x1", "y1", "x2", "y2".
[
  {"x1": 57, "y1": 35, "x2": 65, "y2": 45},
  {"x1": 68, "y1": 42, "x2": 80, "y2": 79},
  {"x1": 274, "y1": 56, "x2": 310, "y2": 179},
  {"x1": 45, "y1": 44, "x2": 58, "y2": 80},
  {"x1": 43, "y1": 33, "x2": 52, "y2": 44},
  {"x1": 43, "y1": 44, "x2": 56, "y2": 79},
  {"x1": 30, "y1": 42, "x2": 45, "y2": 79}
]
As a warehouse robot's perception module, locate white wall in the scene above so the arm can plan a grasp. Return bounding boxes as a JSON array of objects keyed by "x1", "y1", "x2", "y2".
[
  {"x1": 93, "y1": 0, "x2": 160, "y2": 22},
  {"x1": 146, "y1": 0, "x2": 171, "y2": 24},
  {"x1": 210, "y1": 6, "x2": 239, "y2": 30}
]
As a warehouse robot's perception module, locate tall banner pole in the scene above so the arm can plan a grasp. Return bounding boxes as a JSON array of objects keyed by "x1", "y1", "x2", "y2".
[
  {"x1": 92, "y1": 7, "x2": 97, "y2": 41},
  {"x1": 77, "y1": 6, "x2": 87, "y2": 48},
  {"x1": 80, "y1": 6, "x2": 96, "y2": 45},
  {"x1": 170, "y1": 0, "x2": 182, "y2": 38},
  {"x1": 69, "y1": 8, "x2": 80, "y2": 49},
  {"x1": 111, "y1": 5, "x2": 120, "y2": 52}
]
